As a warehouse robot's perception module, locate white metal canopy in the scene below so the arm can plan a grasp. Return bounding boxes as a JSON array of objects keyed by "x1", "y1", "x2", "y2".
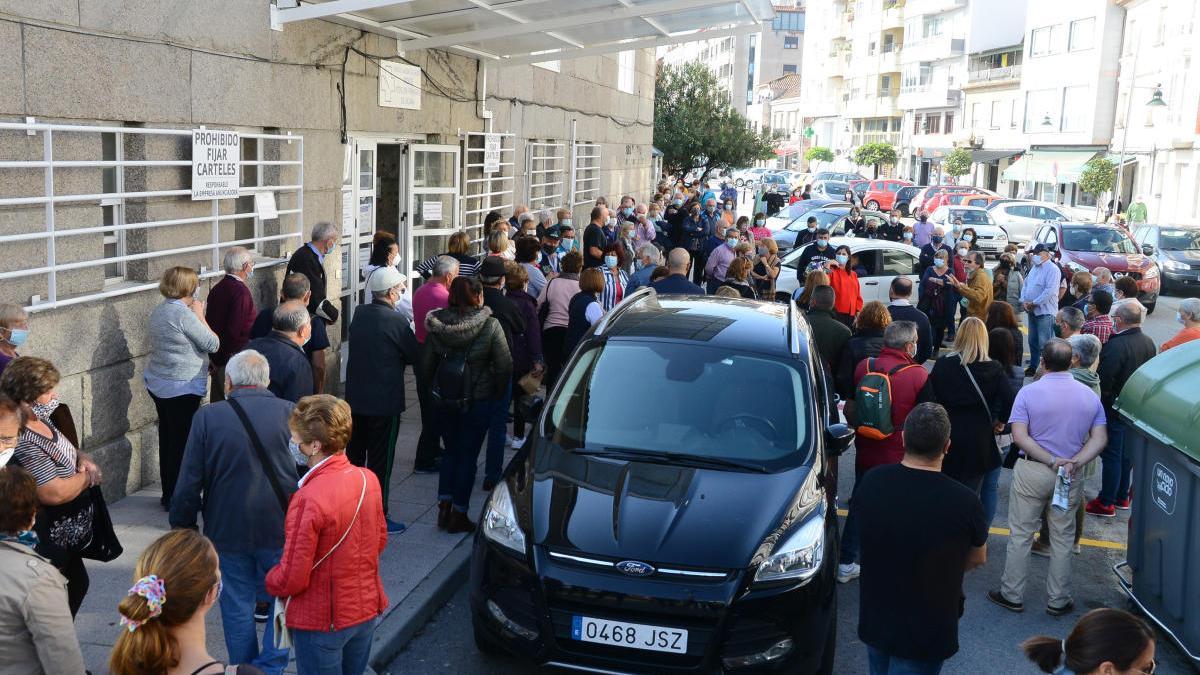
[{"x1": 272, "y1": 0, "x2": 773, "y2": 65}]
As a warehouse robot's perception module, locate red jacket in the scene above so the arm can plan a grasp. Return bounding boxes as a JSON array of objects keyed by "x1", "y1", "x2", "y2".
[
  {"x1": 206, "y1": 274, "x2": 256, "y2": 367},
  {"x1": 828, "y1": 267, "x2": 863, "y2": 316},
  {"x1": 265, "y1": 454, "x2": 388, "y2": 632},
  {"x1": 851, "y1": 346, "x2": 928, "y2": 470}
]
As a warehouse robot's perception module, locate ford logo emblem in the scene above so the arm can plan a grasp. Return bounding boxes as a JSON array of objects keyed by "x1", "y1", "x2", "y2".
[{"x1": 615, "y1": 560, "x2": 656, "y2": 577}]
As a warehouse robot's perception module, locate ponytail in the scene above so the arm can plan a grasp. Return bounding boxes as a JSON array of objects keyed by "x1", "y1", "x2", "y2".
[
  {"x1": 1020, "y1": 635, "x2": 1064, "y2": 673},
  {"x1": 1022, "y1": 609, "x2": 1154, "y2": 675}
]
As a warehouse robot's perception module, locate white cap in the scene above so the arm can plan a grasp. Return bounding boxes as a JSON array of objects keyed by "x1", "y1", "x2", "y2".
[{"x1": 367, "y1": 266, "x2": 405, "y2": 293}]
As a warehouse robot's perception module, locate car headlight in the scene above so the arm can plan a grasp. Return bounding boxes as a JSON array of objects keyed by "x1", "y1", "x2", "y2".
[
  {"x1": 996, "y1": 231, "x2": 1008, "y2": 240},
  {"x1": 482, "y1": 481, "x2": 527, "y2": 555},
  {"x1": 1143, "y1": 264, "x2": 1159, "y2": 279},
  {"x1": 1162, "y1": 259, "x2": 1186, "y2": 271},
  {"x1": 752, "y1": 507, "x2": 825, "y2": 585},
  {"x1": 1064, "y1": 260, "x2": 1089, "y2": 274}
]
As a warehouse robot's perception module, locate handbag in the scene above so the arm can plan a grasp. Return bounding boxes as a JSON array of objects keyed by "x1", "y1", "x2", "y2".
[
  {"x1": 228, "y1": 398, "x2": 290, "y2": 514},
  {"x1": 958, "y1": 356, "x2": 1011, "y2": 470},
  {"x1": 273, "y1": 469, "x2": 367, "y2": 650},
  {"x1": 79, "y1": 486, "x2": 123, "y2": 562},
  {"x1": 517, "y1": 369, "x2": 544, "y2": 395}
]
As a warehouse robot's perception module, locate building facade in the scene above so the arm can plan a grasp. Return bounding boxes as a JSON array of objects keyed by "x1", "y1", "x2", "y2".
[
  {"x1": 961, "y1": 43, "x2": 1026, "y2": 191},
  {"x1": 0, "y1": 3, "x2": 656, "y2": 499}
]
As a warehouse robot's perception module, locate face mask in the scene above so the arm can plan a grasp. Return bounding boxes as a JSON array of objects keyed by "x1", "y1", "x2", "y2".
[
  {"x1": 890, "y1": 217, "x2": 898, "y2": 224},
  {"x1": 621, "y1": 207, "x2": 633, "y2": 216},
  {"x1": 1178, "y1": 312, "x2": 1186, "y2": 324},
  {"x1": 726, "y1": 238, "x2": 738, "y2": 248},
  {"x1": 757, "y1": 247, "x2": 767, "y2": 256},
  {"x1": 956, "y1": 248, "x2": 968, "y2": 257},
  {"x1": 952, "y1": 224, "x2": 961, "y2": 233},
  {"x1": 807, "y1": 224, "x2": 816, "y2": 231},
  {"x1": 907, "y1": 343, "x2": 918, "y2": 359},
  {"x1": 32, "y1": 398, "x2": 60, "y2": 419},
  {"x1": 706, "y1": 206, "x2": 715, "y2": 213},
  {"x1": 562, "y1": 218, "x2": 572, "y2": 227},
  {"x1": 903, "y1": 232, "x2": 913, "y2": 240},
  {"x1": 755, "y1": 219, "x2": 764, "y2": 226},
  {"x1": 963, "y1": 235, "x2": 973, "y2": 242},
  {"x1": 836, "y1": 254, "x2": 849, "y2": 265},
  {"x1": 523, "y1": 229, "x2": 537, "y2": 238},
  {"x1": 691, "y1": 210, "x2": 701, "y2": 218},
  {"x1": 724, "y1": 203, "x2": 733, "y2": 210},
  {"x1": 604, "y1": 255, "x2": 618, "y2": 268},
  {"x1": 288, "y1": 439, "x2": 308, "y2": 466},
  {"x1": 673, "y1": 199, "x2": 683, "y2": 206},
  {"x1": 1032, "y1": 256, "x2": 1044, "y2": 266},
  {"x1": 4, "y1": 328, "x2": 28, "y2": 347},
  {"x1": 935, "y1": 259, "x2": 948, "y2": 269},
  {"x1": 605, "y1": 218, "x2": 617, "y2": 227},
  {"x1": 1091, "y1": 274, "x2": 1099, "y2": 285},
  {"x1": 0, "y1": 447, "x2": 12, "y2": 470},
  {"x1": 931, "y1": 235, "x2": 943, "y2": 244}
]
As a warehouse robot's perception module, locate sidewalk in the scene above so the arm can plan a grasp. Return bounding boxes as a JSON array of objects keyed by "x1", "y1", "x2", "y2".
[{"x1": 74, "y1": 376, "x2": 513, "y2": 674}]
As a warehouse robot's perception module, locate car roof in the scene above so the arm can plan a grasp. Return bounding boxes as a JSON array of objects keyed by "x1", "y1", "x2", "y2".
[
  {"x1": 943, "y1": 205, "x2": 989, "y2": 212},
  {"x1": 782, "y1": 236, "x2": 920, "y2": 260},
  {"x1": 599, "y1": 294, "x2": 804, "y2": 359}
]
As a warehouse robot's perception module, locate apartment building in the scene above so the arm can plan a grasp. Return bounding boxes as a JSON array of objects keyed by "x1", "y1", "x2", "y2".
[
  {"x1": 1110, "y1": 0, "x2": 1200, "y2": 225},
  {"x1": 1000, "y1": 0, "x2": 1125, "y2": 208},
  {"x1": 961, "y1": 43, "x2": 1026, "y2": 191}
]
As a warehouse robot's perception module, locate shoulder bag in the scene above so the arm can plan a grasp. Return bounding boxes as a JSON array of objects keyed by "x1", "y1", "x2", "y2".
[
  {"x1": 273, "y1": 468, "x2": 367, "y2": 650},
  {"x1": 227, "y1": 398, "x2": 290, "y2": 514},
  {"x1": 958, "y1": 356, "x2": 1016, "y2": 470}
]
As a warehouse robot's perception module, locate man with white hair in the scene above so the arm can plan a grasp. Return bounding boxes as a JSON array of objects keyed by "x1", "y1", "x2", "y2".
[
  {"x1": 285, "y1": 221, "x2": 339, "y2": 323},
  {"x1": 1162, "y1": 297, "x2": 1200, "y2": 351},
  {"x1": 245, "y1": 301, "x2": 313, "y2": 403},
  {"x1": 626, "y1": 244, "x2": 663, "y2": 292},
  {"x1": 206, "y1": 246, "x2": 257, "y2": 401},
  {"x1": 170, "y1": 349, "x2": 297, "y2": 674},
  {"x1": 345, "y1": 266, "x2": 419, "y2": 534}
]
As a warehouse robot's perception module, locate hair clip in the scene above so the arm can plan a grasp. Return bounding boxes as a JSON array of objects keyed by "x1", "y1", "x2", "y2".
[{"x1": 119, "y1": 574, "x2": 166, "y2": 632}]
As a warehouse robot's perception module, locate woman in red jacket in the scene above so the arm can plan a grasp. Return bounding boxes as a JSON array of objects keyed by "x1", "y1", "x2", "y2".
[
  {"x1": 828, "y1": 244, "x2": 863, "y2": 326},
  {"x1": 266, "y1": 395, "x2": 388, "y2": 675}
]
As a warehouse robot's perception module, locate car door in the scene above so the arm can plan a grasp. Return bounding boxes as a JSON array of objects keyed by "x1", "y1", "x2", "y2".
[{"x1": 875, "y1": 247, "x2": 921, "y2": 298}]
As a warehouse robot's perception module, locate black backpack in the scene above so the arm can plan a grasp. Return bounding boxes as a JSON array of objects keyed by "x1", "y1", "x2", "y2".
[{"x1": 430, "y1": 329, "x2": 483, "y2": 413}]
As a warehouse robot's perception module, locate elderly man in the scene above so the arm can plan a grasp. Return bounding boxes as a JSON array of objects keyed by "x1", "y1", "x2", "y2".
[
  {"x1": 345, "y1": 266, "x2": 419, "y2": 534},
  {"x1": 1162, "y1": 297, "x2": 1200, "y2": 351},
  {"x1": 651, "y1": 248, "x2": 705, "y2": 295},
  {"x1": 508, "y1": 204, "x2": 529, "y2": 231},
  {"x1": 1092, "y1": 266, "x2": 1116, "y2": 298},
  {"x1": 245, "y1": 301, "x2": 313, "y2": 403},
  {"x1": 806, "y1": 285, "x2": 851, "y2": 372},
  {"x1": 285, "y1": 222, "x2": 339, "y2": 390},
  {"x1": 250, "y1": 273, "x2": 328, "y2": 393},
  {"x1": 989, "y1": 340, "x2": 1107, "y2": 616},
  {"x1": 704, "y1": 227, "x2": 740, "y2": 293},
  {"x1": 1021, "y1": 243, "x2": 1061, "y2": 376},
  {"x1": 887, "y1": 277, "x2": 933, "y2": 363},
  {"x1": 626, "y1": 244, "x2": 662, "y2": 292},
  {"x1": 206, "y1": 246, "x2": 257, "y2": 401},
  {"x1": 170, "y1": 349, "x2": 296, "y2": 674},
  {"x1": 918, "y1": 226, "x2": 952, "y2": 273},
  {"x1": 1056, "y1": 306, "x2": 1085, "y2": 339},
  {"x1": 1086, "y1": 303, "x2": 1157, "y2": 518},
  {"x1": 1081, "y1": 289, "x2": 1115, "y2": 344}
]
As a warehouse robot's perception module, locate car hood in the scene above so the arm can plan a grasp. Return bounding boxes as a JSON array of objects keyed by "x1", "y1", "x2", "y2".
[
  {"x1": 528, "y1": 448, "x2": 811, "y2": 569},
  {"x1": 1162, "y1": 249, "x2": 1200, "y2": 263},
  {"x1": 1063, "y1": 250, "x2": 1151, "y2": 272}
]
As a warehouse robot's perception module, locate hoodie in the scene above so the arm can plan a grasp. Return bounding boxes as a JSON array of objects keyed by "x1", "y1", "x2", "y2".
[
  {"x1": 1069, "y1": 366, "x2": 1100, "y2": 396},
  {"x1": 419, "y1": 306, "x2": 512, "y2": 402}
]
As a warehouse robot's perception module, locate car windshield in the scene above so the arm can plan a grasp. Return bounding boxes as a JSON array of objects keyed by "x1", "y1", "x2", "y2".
[
  {"x1": 787, "y1": 209, "x2": 844, "y2": 231},
  {"x1": 545, "y1": 342, "x2": 810, "y2": 468},
  {"x1": 1158, "y1": 229, "x2": 1200, "y2": 251},
  {"x1": 949, "y1": 209, "x2": 991, "y2": 225},
  {"x1": 821, "y1": 181, "x2": 849, "y2": 194},
  {"x1": 1062, "y1": 227, "x2": 1139, "y2": 254},
  {"x1": 897, "y1": 187, "x2": 918, "y2": 199}
]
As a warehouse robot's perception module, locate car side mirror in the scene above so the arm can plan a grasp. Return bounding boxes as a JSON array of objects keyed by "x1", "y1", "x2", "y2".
[
  {"x1": 518, "y1": 394, "x2": 545, "y2": 421},
  {"x1": 1141, "y1": 243, "x2": 1155, "y2": 256},
  {"x1": 825, "y1": 423, "x2": 854, "y2": 456}
]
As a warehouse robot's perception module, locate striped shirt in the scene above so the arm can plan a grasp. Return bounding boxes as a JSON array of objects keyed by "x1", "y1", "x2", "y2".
[
  {"x1": 601, "y1": 268, "x2": 630, "y2": 311},
  {"x1": 14, "y1": 420, "x2": 79, "y2": 486},
  {"x1": 415, "y1": 253, "x2": 479, "y2": 279}
]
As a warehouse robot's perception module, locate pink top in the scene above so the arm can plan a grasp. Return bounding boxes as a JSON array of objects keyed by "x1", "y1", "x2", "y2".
[
  {"x1": 537, "y1": 275, "x2": 580, "y2": 329},
  {"x1": 412, "y1": 280, "x2": 450, "y2": 343}
]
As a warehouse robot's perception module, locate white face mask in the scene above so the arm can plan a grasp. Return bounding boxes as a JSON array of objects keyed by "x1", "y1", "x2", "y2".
[{"x1": 0, "y1": 447, "x2": 13, "y2": 469}]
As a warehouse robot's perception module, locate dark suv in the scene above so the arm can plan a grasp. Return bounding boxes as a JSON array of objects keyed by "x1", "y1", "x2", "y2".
[{"x1": 470, "y1": 290, "x2": 851, "y2": 674}]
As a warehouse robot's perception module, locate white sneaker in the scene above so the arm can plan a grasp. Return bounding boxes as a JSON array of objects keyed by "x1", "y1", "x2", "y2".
[
  {"x1": 837, "y1": 562, "x2": 861, "y2": 583},
  {"x1": 511, "y1": 436, "x2": 527, "y2": 449}
]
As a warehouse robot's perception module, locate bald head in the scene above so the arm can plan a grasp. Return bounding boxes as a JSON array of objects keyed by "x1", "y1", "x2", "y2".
[{"x1": 667, "y1": 247, "x2": 691, "y2": 273}]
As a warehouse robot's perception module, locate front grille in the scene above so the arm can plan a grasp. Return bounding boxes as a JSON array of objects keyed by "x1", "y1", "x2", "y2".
[
  {"x1": 492, "y1": 586, "x2": 540, "y2": 633},
  {"x1": 1113, "y1": 271, "x2": 1142, "y2": 281},
  {"x1": 549, "y1": 602, "x2": 715, "y2": 669},
  {"x1": 546, "y1": 549, "x2": 731, "y2": 582}
]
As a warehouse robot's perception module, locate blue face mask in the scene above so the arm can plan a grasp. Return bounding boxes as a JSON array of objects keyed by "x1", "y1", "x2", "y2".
[
  {"x1": 935, "y1": 259, "x2": 948, "y2": 269},
  {"x1": 836, "y1": 254, "x2": 849, "y2": 265},
  {"x1": 726, "y1": 238, "x2": 738, "y2": 248},
  {"x1": 289, "y1": 439, "x2": 308, "y2": 466},
  {"x1": 755, "y1": 219, "x2": 764, "y2": 226},
  {"x1": 931, "y1": 235, "x2": 943, "y2": 244},
  {"x1": 604, "y1": 255, "x2": 618, "y2": 268},
  {"x1": 4, "y1": 328, "x2": 28, "y2": 347},
  {"x1": 562, "y1": 218, "x2": 572, "y2": 227},
  {"x1": 816, "y1": 239, "x2": 829, "y2": 248}
]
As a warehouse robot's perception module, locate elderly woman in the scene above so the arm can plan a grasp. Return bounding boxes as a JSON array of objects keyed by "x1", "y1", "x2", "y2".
[
  {"x1": 633, "y1": 213, "x2": 656, "y2": 251},
  {"x1": 537, "y1": 250, "x2": 582, "y2": 392},
  {"x1": 146, "y1": 266, "x2": 219, "y2": 512},
  {"x1": 267, "y1": 395, "x2": 387, "y2": 675},
  {"x1": 504, "y1": 262, "x2": 544, "y2": 448},
  {"x1": 836, "y1": 301, "x2": 891, "y2": 399},
  {"x1": 0, "y1": 397, "x2": 86, "y2": 674},
  {"x1": 566, "y1": 268, "x2": 606, "y2": 352},
  {"x1": 1163, "y1": 297, "x2": 1200, "y2": 351},
  {"x1": 514, "y1": 236, "x2": 548, "y2": 298},
  {"x1": 0, "y1": 357, "x2": 102, "y2": 617},
  {"x1": 362, "y1": 231, "x2": 412, "y2": 324},
  {"x1": 0, "y1": 302, "x2": 29, "y2": 377},
  {"x1": 416, "y1": 230, "x2": 480, "y2": 279},
  {"x1": 751, "y1": 238, "x2": 781, "y2": 300},
  {"x1": 599, "y1": 244, "x2": 631, "y2": 311},
  {"x1": 617, "y1": 221, "x2": 639, "y2": 274},
  {"x1": 719, "y1": 257, "x2": 758, "y2": 299}
]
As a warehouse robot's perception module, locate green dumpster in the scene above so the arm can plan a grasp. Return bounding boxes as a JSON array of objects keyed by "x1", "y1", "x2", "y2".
[{"x1": 1112, "y1": 339, "x2": 1200, "y2": 667}]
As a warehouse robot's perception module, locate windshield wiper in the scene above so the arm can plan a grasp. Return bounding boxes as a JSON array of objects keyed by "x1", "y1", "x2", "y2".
[{"x1": 572, "y1": 447, "x2": 770, "y2": 473}]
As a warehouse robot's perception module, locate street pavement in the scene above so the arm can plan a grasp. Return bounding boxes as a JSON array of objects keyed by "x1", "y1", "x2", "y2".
[{"x1": 383, "y1": 289, "x2": 1200, "y2": 674}]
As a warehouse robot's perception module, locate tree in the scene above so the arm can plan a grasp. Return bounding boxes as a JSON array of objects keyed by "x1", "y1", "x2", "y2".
[
  {"x1": 1078, "y1": 157, "x2": 1117, "y2": 222},
  {"x1": 851, "y1": 142, "x2": 898, "y2": 178},
  {"x1": 942, "y1": 148, "x2": 972, "y2": 182},
  {"x1": 805, "y1": 146, "x2": 834, "y2": 170},
  {"x1": 654, "y1": 63, "x2": 775, "y2": 178}
]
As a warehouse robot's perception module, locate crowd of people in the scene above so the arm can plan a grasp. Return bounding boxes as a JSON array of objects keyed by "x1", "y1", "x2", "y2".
[{"x1": 0, "y1": 173, "x2": 1192, "y2": 674}]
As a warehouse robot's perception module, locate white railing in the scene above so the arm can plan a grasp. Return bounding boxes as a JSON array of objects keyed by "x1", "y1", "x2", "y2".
[
  {"x1": 461, "y1": 131, "x2": 515, "y2": 252},
  {"x1": 525, "y1": 141, "x2": 567, "y2": 212},
  {"x1": 571, "y1": 141, "x2": 602, "y2": 207},
  {"x1": 967, "y1": 65, "x2": 1022, "y2": 83},
  {"x1": 0, "y1": 120, "x2": 303, "y2": 312}
]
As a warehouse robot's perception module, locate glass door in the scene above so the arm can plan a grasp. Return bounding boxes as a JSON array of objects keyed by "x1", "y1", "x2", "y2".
[
  {"x1": 405, "y1": 144, "x2": 461, "y2": 286},
  {"x1": 339, "y1": 139, "x2": 377, "y2": 336}
]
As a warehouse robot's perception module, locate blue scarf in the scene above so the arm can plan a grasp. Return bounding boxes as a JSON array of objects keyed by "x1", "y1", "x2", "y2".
[{"x1": 0, "y1": 530, "x2": 39, "y2": 549}]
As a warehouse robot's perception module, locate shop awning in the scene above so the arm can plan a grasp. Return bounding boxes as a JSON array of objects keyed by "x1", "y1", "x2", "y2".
[
  {"x1": 271, "y1": 0, "x2": 774, "y2": 66},
  {"x1": 971, "y1": 148, "x2": 1022, "y2": 163},
  {"x1": 774, "y1": 143, "x2": 801, "y2": 157},
  {"x1": 1001, "y1": 149, "x2": 1100, "y2": 184}
]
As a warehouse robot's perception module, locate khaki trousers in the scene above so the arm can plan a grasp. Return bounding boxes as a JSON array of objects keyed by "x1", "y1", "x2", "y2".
[{"x1": 1000, "y1": 458, "x2": 1084, "y2": 609}]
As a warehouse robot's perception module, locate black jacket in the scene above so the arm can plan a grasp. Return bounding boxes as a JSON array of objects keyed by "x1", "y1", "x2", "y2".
[
  {"x1": 919, "y1": 242, "x2": 953, "y2": 274},
  {"x1": 345, "y1": 300, "x2": 419, "y2": 417},
  {"x1": 419, "y1": 306, "x2": 513, "y2": 401},
  {"x1": 921, "y1": 355, "x2": 1015, "y2": 480},
  {"x1": 836, "y1": 328, "x2": 886, "y2": 399},
  {"x1": 483, "y1": 286, "x2": 526, "y2": 354},
  {"x1": 246, "y1": 332, "x2": 314, "y2": 403},
  {"x1": 888, "y1": 302, "x2": 934, "y2": 364},
  {"x1": 285, "y1": 243, "x2": 327, "y2": 317},
  {"x1": 1098, "y1": 327, "x2": 1157, "y2": 420},
  {"x1": 651, "y1": 274, "x2": 705, "y2": 296},
  {"x1": 805, "y1": 308, "x2": 851, "y2": 374}
]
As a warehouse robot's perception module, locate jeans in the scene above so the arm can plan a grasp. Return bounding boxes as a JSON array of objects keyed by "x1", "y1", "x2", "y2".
[
  {"x1": 867, "y1": 645, "x2": 944, "y2": 675},
  {"x1": 219, "y1": 548, "x2": 289, "y2": 675},
  {"x1": 1099, "y1": 417, "x2": 1132, "y2": 507},
  {"x1": 292, "y1": 617, "x2": 378, "y2": 675},
  {"x1": 485, "y1": 381, "x2": 513, "y2": 484},
  {"x1": 839, "y1": 464, "x2": 868, "y2": 565},
  {"x1": 438, "y1": 399, "x2": 498, "y2": 512},
  {"x1": 1026, "y1": 312, "x2": 1054, "y2": 369},
  {"x1": 980, "y1": 466, "x2": 1001, "y2": 527}
]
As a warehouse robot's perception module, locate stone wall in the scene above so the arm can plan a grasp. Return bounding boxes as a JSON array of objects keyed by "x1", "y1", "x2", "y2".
[{"x1": 0, "y1": 1, "x2": 655, "y2": 499}]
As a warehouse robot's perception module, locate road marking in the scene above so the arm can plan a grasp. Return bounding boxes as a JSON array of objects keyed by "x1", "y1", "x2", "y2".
[{"x1": 834, "y1": 508, "x2": 1125, "y2": 550}]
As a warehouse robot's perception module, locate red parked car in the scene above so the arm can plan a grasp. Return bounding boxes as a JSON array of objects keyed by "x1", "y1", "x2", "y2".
[
  {"x1": 911, "y1": 185, "x2": 979, "y2": 215},
  {"x1": 924, "y1": 190, "x2": 997, "y2": 213},
  {"x1": 1028, "y1": 221, "x2": 1160, "y2": 314},
  {"x1": 862, "y1": 179, "x2": 915, "y2": 211}
]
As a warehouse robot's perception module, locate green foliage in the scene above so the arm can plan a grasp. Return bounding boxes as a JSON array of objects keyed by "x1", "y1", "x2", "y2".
[
  {"x1": 805, "y1": 146, "x2": 835, "y2": 163},
  {"x1": 1078, "y1": 158, "x2": 1117, "y2": 197},
  {"x1": 851, "y1": 142, "x2": 897, "y2": 178},
  {"x1": 654, "y1": 63, "x2": 775, "y2": 176},
  {"x1": 942, "y1": 148, "x2": 972, "y2": 178}
]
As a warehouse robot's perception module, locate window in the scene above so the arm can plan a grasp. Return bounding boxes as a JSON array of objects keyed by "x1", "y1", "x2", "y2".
[
  {"x1": 617, "y1": 50, "x2": 636, "y2": 94},
  {"x1": 944, "y1": 111, "x2": 954, "y2": 134},
  {"x1": 912, "y1": 113, "x2": 921, "y2": 134},
  {"x1": 100, "y1": 132, "x2": 125, "y2": 283},
  {"x1": 1069, "y1": 17, "x2": 1095, "y2": 51},
  {"x1": 1009, "y1": 99, "x2": 1019, "y2": 128},
  {"x1": 971, "y1": 102, "x2": 982, "y2": 130},
  {"x1": 783, "y1": 64, "x2": 798, "y2": 74},
  {"x1": 772, "y1": 10, "x2": 804, "y2": 31},
  {"x1": 1060, "y1": 85, "x2": 1090, "y2": 132},
  {"x1": 534, "y1": 60, "x2": 561, "y2": 72},
  {"x1": 883, "y1": 249, "x2": 919, "y2": 276},
  {"x1": 784, "y1": 36, "x2": 799, "y2": 49},
  {"x1": 1030, "y1": 24, "x2": 1061, "y2": 56},
  {"x1": 926, "y1": 113, "x2": 941, "y2": 134},
  {"x1": 990, "y1": 100, "x2": 1003, "y2": 129},
  {"x1": 922, "y1": 15, "x2": 944, "y2": 39},
  {"x1": 1024, "y1": 88, "x2": 1057, "y2": 132}
]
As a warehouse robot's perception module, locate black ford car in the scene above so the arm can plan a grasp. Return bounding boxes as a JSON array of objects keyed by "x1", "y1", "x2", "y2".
[{"x1": 470, "y1": 290, "x2": 852, "y2": 674}]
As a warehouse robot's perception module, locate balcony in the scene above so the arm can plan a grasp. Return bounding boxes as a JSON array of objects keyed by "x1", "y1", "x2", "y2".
[
  {"x1": 878, "y1": 46, "x2": 902, "y2": 73},
  {"x1": 881, "y1": 5, "x2": 904, "y2": 30},
  {"x1": 846, "y1": 91, "x2": 901, "y2": 118},
  {"x1": 901, "y1": 35, "x2": 965, "y2": 63},
  {"x1": 904, "y1": 0, "x2": 966, "y2": 15},
  {"x1": 966, "y1": 64, "x2": 1022, "y2": 84},
  {"x1": 852, "y1": 131, "x2": 902, "y2": 147}
]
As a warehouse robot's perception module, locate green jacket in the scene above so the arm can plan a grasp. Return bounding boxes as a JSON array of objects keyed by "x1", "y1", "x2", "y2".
[
  {"x1": 419, "y1": 306, "x2": 512, "y2": 401},
  {"x1": 1069, "y1": 366, "x2": 1101, "y2": 396},
  {"x1": 804, "y1": 308, "x2": 851, "y2": 372},
  {"x1": 1127, "y1": 201, "x2": 1147, "y2": 223}
]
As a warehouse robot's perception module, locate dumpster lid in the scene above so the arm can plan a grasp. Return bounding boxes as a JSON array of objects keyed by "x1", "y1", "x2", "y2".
[{"x1": 1114, "y1": 339, "x2": 1200, "y2": 463}]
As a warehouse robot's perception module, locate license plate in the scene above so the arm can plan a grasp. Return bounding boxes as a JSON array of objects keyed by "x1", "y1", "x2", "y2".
[{"x1": 571, "y1": 615, "x2": 688, "y2": 654}]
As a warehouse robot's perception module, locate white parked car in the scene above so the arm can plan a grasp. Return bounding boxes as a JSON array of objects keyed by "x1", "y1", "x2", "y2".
[
  {"x1": 730, "y1": 167, "x2": 770, "y2": 186},
  {"x1": 775, "y1": 237, "x2": 922, "y2": 303},
  {"x1": 986, "y1": 200, "x2": 1087, "y2": 245},
  {"x1": 929, "y1": 205, "x2": 1010, "y2": 257}
]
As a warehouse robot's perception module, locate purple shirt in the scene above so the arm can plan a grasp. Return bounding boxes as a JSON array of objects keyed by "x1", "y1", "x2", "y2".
[
  {"x1": 0, "y1": 351, "x2": 13, "y2": 378},
  {"x1": 912, "y1": 220, "x2": 935, "y2": 248},
  {"x1": 1009, "y1": 372, "x2": 1106, "y2": 459},
  {"x1": 412, "y1": 280, "x2": 449, "y2": 343}
]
